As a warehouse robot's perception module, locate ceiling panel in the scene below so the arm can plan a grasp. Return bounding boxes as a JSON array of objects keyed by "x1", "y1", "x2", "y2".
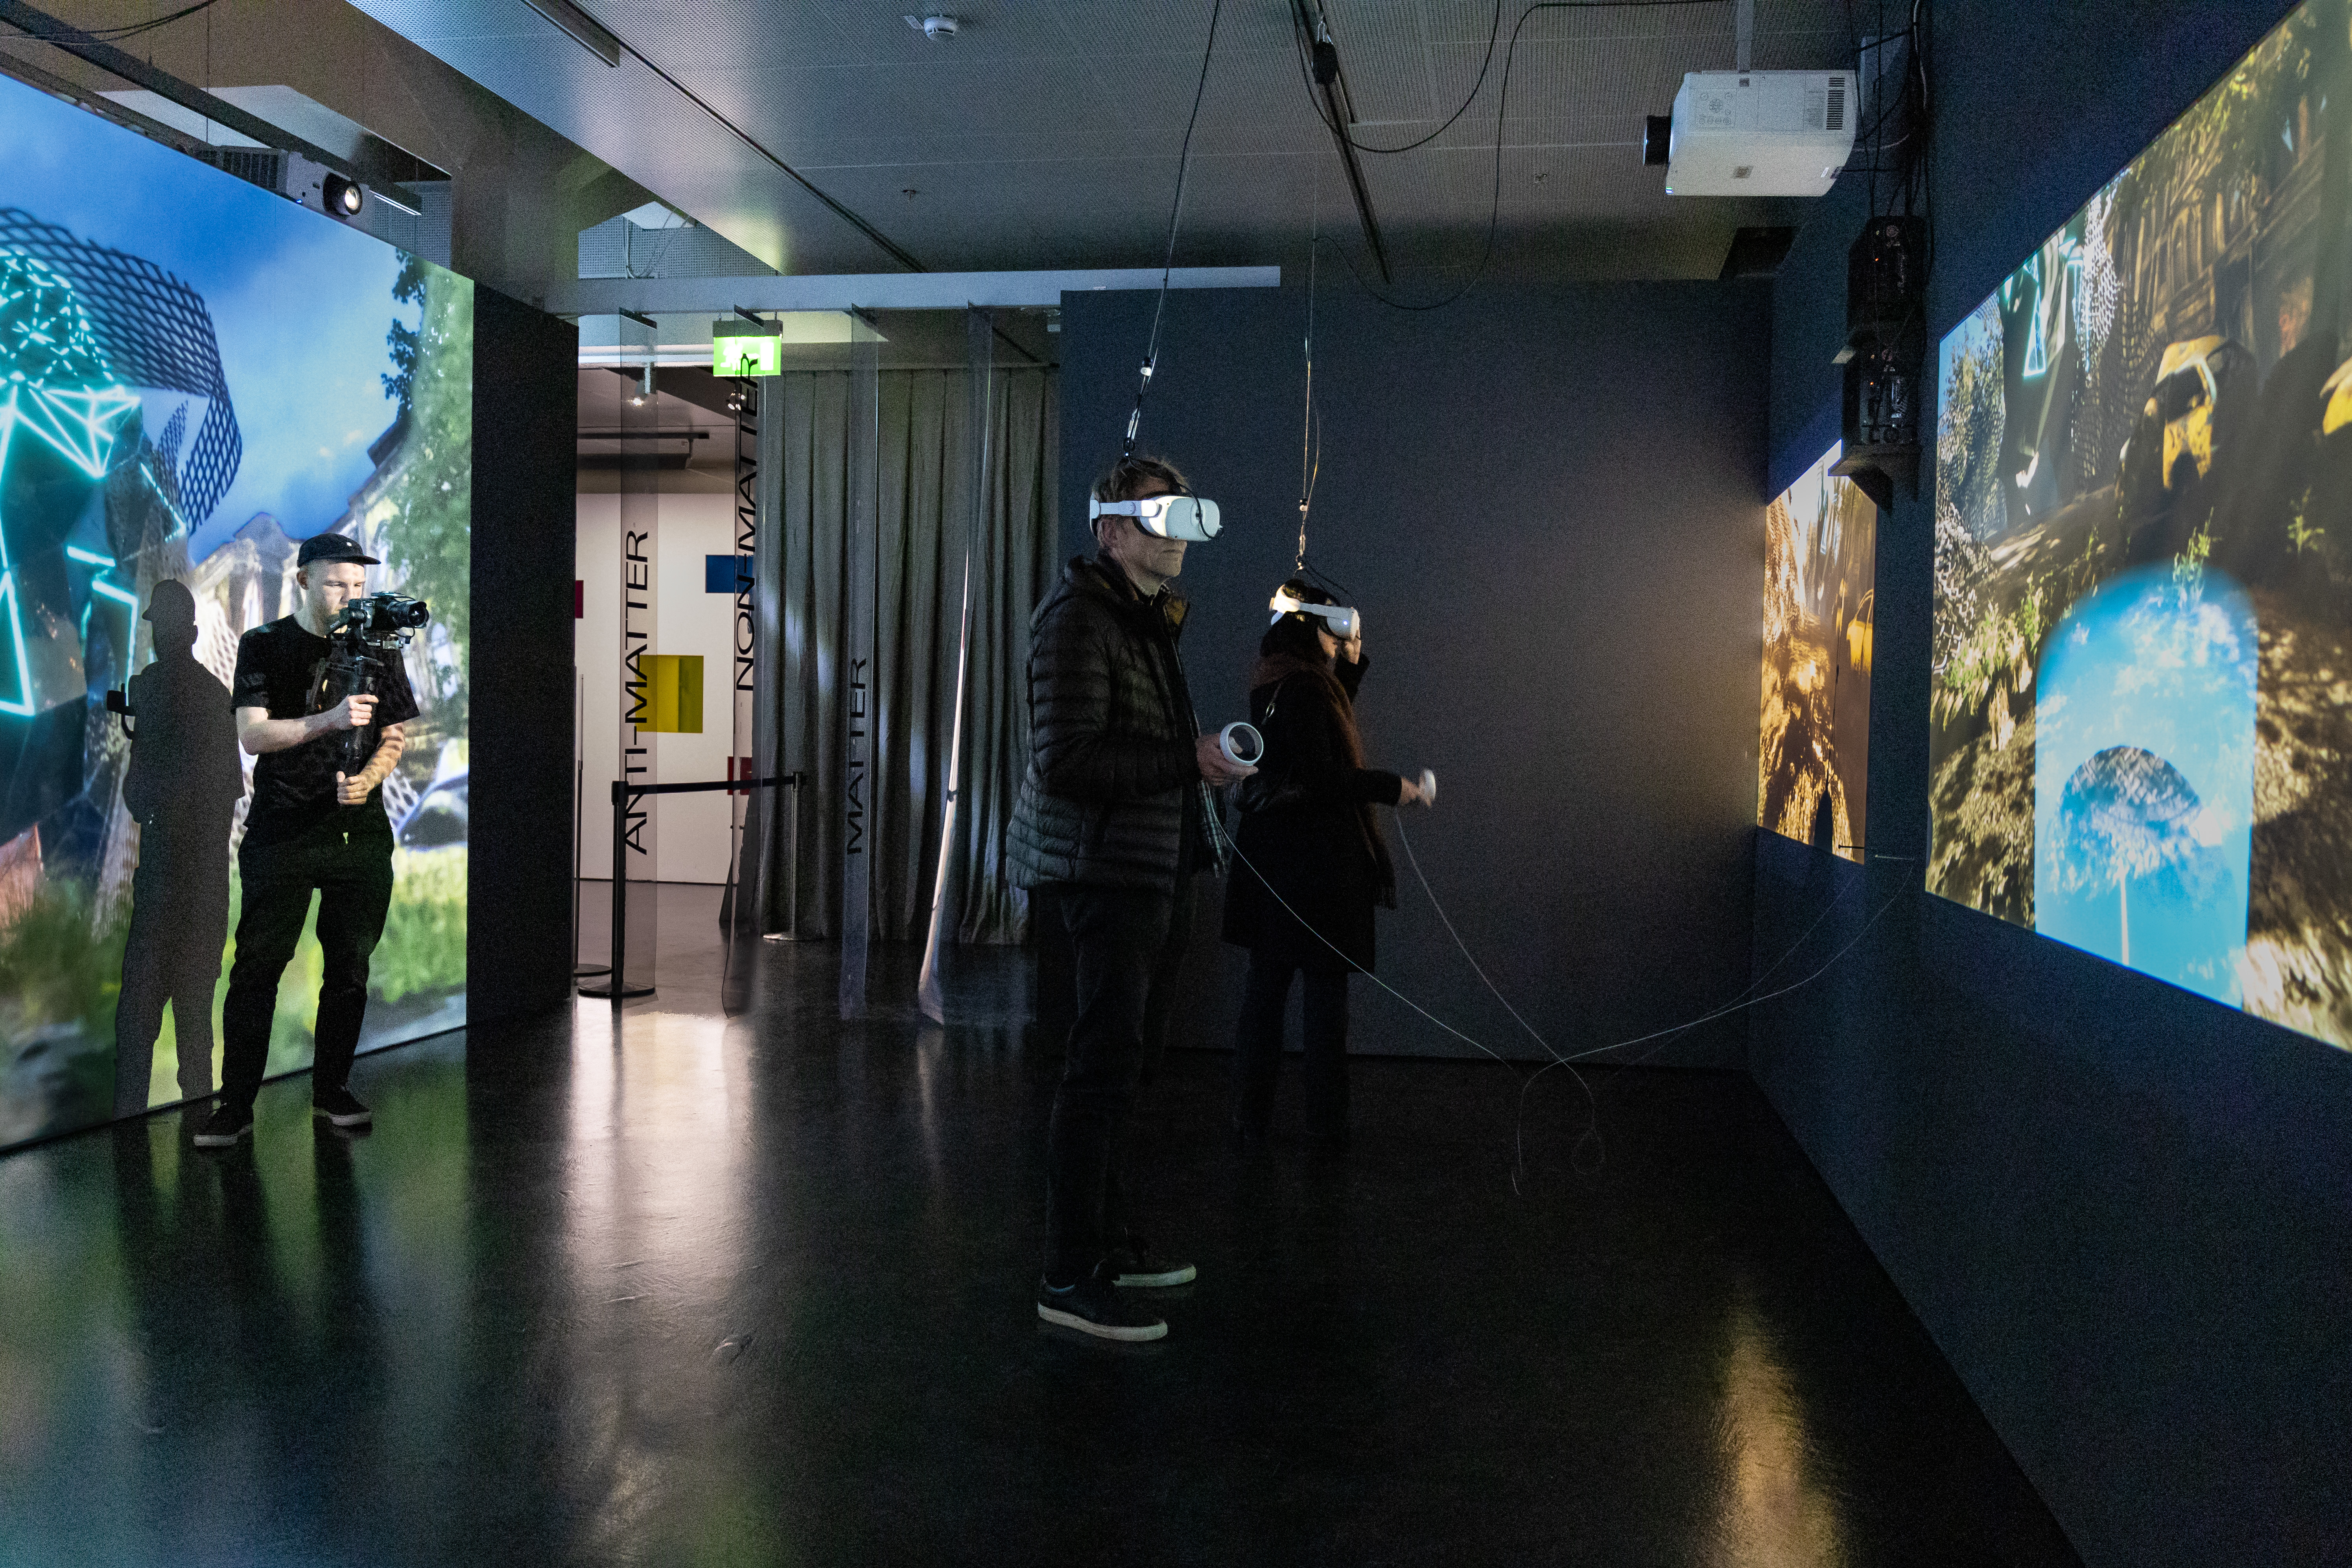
[{"x1": 350, "y1": 0, "x2": 1858, "y2": 283}]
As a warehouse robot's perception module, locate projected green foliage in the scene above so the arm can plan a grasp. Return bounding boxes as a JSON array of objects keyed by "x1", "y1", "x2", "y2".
[{"x1": 377, "y1": 256, "x2": 473, "y2": 743}]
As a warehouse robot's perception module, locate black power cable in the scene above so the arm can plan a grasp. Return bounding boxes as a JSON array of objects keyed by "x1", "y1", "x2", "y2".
[
  {"x1": 1123, "y1": 0, "x2": 1226, "y2": 456},
  {"x1": 1327, "y1": 0, "x2": 1734, "y2": 314},
  {"x1": 69, "y1": 0, "x2": 220, "y2": 42},
  {"x1": 1288, "y1": 0, "x2": 1506, "y2": 157}
]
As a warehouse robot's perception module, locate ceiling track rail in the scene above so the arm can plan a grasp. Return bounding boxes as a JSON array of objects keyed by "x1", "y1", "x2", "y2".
[{"x1": 1291, "y1": 0, "x2": 1392, "y2": 286}]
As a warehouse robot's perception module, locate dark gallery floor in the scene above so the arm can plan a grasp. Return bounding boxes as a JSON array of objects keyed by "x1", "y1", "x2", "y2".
[{"x1": 0, "y1": 896, "x2": 2082, "y2": 1567}]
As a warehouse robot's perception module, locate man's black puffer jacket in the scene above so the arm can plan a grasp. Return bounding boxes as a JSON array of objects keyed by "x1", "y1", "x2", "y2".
[{"x1": 1010, "y1": 555, "x2": 1216, "y2": 890}]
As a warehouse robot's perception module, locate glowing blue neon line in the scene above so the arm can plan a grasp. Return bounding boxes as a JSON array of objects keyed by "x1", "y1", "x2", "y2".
[
  {"x1": 0, "y1": 573, "x2": 33, "y2": 717},
  {"x1": 91, "y1": 579, "x2": 137, "y2": 609},
  {"x1": 65, "y1": 545, "x2": 114, "y2": 566},
  {"x1": 138, "y1": 463, "x2": 190, "y2": 532}
]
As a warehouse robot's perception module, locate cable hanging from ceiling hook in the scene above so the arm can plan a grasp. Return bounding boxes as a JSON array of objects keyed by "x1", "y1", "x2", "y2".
[
  {"x1": 1296, "y1": 225, "x2": 1321, "y2": 574},
  {"x1": 1124, "y1": 0, "x2": 1227, "y2": 456}
]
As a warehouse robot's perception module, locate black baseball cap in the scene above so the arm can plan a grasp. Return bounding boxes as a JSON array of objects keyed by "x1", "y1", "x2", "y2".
[{"x1": 296, "y1": 533, "x2": 379, "y2": 568}]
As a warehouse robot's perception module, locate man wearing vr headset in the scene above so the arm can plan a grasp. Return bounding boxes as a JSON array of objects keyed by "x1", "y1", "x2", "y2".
[{"x1": 1010, "y1": 453, "x2": 1252, "y2": 1342}]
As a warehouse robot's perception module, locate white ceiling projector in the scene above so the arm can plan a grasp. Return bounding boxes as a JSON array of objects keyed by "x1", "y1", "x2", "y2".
[{"x1": 1663, "y1": 71, "x2": 1856, "y2": 197}]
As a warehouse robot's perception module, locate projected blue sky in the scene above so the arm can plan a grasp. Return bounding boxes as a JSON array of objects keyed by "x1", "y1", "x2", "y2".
[{"x1": 0, "y1": 74, "x2": 408, "y2": 561}]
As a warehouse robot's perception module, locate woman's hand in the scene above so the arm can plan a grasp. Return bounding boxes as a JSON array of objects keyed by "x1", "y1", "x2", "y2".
[{"x1": 1396, "y1": 775, "x2": 1431, "y2": 808}]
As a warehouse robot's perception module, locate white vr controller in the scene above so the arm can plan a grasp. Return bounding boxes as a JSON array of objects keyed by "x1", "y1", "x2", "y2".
[
  {"x1": 1221, "y1": 723, "x2": 1430, "y2": 807},
  {"x1": 1270, "y1": 589, "x2": 1360, "y2": 641},
  {"x1": 1219, "y1": 722, "x2": 1264, "y2": 767},
  {"x1": 1090, "y1": 493, "x2": 1221, "y2": 541}
]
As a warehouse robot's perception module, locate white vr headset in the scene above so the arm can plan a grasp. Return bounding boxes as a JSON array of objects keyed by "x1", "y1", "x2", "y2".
[
  {"x1": 1089, "y1": 493, "x2": 1222, "y2": 542},
  {"x1": 1270, "y1": 589, "x2": 1360, "y2": 641}
]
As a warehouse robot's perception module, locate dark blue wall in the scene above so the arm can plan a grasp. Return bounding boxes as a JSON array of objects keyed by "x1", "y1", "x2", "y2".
[
  {"x1": 1058, "y1": 282, "x2": 1769, "y2": 1066},
  {"x1": 1757, "y1": 2, "x2": 2352, "y2": 1563}
]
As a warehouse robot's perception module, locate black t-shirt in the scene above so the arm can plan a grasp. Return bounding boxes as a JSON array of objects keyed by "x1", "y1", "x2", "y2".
[{"x1": 232, "y1": 616, "x2": 420, "y2": 848}]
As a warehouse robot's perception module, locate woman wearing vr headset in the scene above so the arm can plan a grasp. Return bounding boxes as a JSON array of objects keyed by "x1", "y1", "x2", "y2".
[{"x1": 1222, "y1": 579, "x2": 1430, "y2": 1152}]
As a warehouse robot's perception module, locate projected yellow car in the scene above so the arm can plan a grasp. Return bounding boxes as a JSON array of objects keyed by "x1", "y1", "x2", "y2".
[
  {"x1": 2320, "y1": 355, "x2": 2352, "y2": 436},
  {"x1": 2139, "y1": 336, "x2": 2248, "y2": 488}
]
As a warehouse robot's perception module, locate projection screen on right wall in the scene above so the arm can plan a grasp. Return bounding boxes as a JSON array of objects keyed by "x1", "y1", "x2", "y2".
[{"x1": 1932, "y1": 0, "x2": 2352, "y2": 1048}]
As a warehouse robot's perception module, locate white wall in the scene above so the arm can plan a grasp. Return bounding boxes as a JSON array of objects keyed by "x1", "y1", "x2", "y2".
[{"x1": 576, "y1": 491, "x2": 743, "y2": 884}]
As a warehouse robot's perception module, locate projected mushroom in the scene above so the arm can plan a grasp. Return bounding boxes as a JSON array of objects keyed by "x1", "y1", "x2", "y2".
[{"x1": 2050, "y1": 746, "x2": 2203, "y2": 966}]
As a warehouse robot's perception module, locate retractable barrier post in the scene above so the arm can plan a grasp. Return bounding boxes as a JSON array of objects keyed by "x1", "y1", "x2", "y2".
[{"x1": 581, "y1": 775, "x2": 793, "y2": 1002}]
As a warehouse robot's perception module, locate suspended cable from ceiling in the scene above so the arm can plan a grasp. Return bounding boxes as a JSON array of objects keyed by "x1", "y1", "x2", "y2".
[
  {"x1": 1320, "y1": 0, "x2": 1737, "y2": 314},
  {"x1": 1123, "y1": 0, "x2": 1226, "y2": 456}
]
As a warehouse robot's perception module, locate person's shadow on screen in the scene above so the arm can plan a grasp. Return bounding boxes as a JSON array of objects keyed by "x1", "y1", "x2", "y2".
[{"x1": 112, "y1": 580, "x2": 243, "y2": 1118}]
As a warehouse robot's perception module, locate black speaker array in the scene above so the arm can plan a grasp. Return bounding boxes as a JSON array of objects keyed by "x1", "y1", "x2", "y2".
[{"x1": 1832, "y1": 216, "x2": 1926, "y2": 511}]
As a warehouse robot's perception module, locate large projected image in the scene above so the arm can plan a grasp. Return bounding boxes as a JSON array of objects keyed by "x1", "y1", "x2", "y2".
[
  {"x1": 1760, "y1": 443, "x2": 1875, "y2": 862},
  {"x1": 0, "y1": 78, "x2": 470, "y2": 1147},
  {"x1": 1933, "y1": 0, "x2": 2352, "y2": 1046}
]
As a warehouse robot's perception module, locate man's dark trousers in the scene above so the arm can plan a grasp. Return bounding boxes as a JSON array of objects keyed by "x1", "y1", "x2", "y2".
[
  {"x1": 219, "y1": 821, "x2": 395, "y2": 1111},
  {"x1": 1043, "y1": 879, "x2": 1193, "y2": 1284}
]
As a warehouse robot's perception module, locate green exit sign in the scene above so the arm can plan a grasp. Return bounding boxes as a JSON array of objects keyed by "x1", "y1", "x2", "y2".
[{"x1": 713, "y1": 333, "x2": 780, "y2": 377}]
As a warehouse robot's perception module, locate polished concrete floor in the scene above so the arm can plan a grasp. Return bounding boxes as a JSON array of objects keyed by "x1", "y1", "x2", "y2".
[{"x1": 0, "y1": 904, "x2": 2083, "y2": 1567}]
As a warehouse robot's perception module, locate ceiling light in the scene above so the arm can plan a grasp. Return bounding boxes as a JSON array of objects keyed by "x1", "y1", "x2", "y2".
[
  {"x1": 904, "y1": 14, "x2": 958, "y2": 39},
  {"x1": 321, "y1": 174, "x2": 363, "y2": 218}
]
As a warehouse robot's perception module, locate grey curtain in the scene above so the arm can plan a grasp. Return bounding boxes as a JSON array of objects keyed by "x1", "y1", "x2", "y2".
[{"x1": 768, "y1": 366, "x2": 1056, "y2": 944}]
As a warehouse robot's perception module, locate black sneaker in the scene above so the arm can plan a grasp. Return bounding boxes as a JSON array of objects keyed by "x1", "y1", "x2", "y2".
[
  {"x1": 313, "y1": 1087, "x2": 372, "y2": 1128},
  {"x1": 1107, "y1": 1235, "x2": 1196, "y2": 1288},
  {"x1": 191, "y1": 1104, "x2": 253, "y2": 1148},
  {"x1": 1037, "y1": 1268, "x2": 1167, "y2": 1341}
]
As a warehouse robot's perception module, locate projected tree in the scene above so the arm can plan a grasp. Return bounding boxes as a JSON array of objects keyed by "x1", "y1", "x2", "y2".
[
  {"x1": 0, "y1": 250, "x2": 139, "y2": 716},
  {"x1": 2051, "y1": 745, "x2": 2203, "y2": 966}
]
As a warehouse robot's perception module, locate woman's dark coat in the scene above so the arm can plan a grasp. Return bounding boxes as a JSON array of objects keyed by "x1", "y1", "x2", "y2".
[{"x1": 1220, "y1": 653, "x2": 1401, "y2": 973}]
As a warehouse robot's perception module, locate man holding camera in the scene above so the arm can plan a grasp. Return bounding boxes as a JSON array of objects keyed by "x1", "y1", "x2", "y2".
[
  {"x1": 194, "y1": 534, "x2": 418, "y2": 1148},
  {"x1": 1012, "y1": 455, "x2": 1255, "y2": 1341}
]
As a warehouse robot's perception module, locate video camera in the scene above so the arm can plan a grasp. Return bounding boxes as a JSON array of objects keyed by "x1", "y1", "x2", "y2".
[
  {"x1": 330, "y1": 592, "x2": 431, "y2": 647},
  {"x1": 324, "y1": 593, "x2": 429, "y2": 772}
]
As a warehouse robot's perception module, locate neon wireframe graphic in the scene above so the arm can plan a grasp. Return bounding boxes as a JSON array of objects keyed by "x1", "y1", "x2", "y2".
[
  {"x1": 0, "y1": 250, "x2": 140, "y2": 717},
  {"x1": 0, "y1": 208, "x2": 240, "y2": 520},
  {"x1": 0, "y1": 214, "x2": 243, "y2": 729}
]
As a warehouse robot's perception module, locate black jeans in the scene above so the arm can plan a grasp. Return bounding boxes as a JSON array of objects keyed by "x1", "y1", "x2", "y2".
[
  {"x1": 1232, "y1": 956, "x2": 1351, "y2": 1140},
  {"x1": 1042, "y1": 881, "x2": 1192, "y2": 1285},
  {"x1": 219, "y1": 824, "x2": 395, "y2": 1112}
]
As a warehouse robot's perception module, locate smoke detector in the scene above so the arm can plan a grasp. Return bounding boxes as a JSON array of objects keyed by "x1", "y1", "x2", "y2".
[{"x1": 904, "y1": 13, "x2": 958, "y2": 39}]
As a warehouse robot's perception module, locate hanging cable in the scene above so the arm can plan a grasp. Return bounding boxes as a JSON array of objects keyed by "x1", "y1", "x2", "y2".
[
  {"x1": 1124, "y1": 0, "x2": 1227, "y2": 456},
  {"x1": 1296, "y1": 235, "x2": 1321, "y2": 572},
  {"x1": 1210, "y1": 800, "x2": 1907, "y2": 1190},
  {"x1": 5, "y1": 0, "x2": 223, "y2": 42},
  {"x1": 1326, "y1": 0, "x2": 1731, "y2": 315},
  {"x1": 1290, "y1": 0, "x2": 1507, "y2": 157}
]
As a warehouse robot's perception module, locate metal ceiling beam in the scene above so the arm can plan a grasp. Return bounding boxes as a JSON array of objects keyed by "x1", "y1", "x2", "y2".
[
  {"x1": 535, "y1": 267, "x2": 1282, "y2": 318},
  {"x1": 1292, "y1": 0, "x2": 1392, "y2": 286},
  {"x1": 0, "y1": 0, "x2": 372, "y2": 187},
  {"x1": 0, "y1": 48, "x2": 210, "y2": 154}
]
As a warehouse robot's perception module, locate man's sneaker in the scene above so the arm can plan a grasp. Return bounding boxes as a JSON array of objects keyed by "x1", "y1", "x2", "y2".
[
  {"x1": 1107, "y1": 1236, "x2": 1196, "y2": 1288},
  {"x1": 313, "y1": 1087, "x2": 372, "y2": 1128},
  {"x1": 1037, "y1": 1269, "x2": 1168, "y2": 1341},
  {"x1": 191, "y1": 1104, "x2": 253, "y2": 1148}
]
